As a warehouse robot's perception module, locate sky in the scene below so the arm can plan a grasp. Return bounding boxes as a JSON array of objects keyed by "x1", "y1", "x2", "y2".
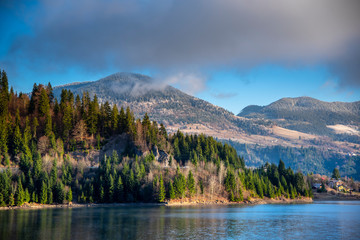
[{"x1": 0, "y1": 0, "x2": 359, "y2": 114}]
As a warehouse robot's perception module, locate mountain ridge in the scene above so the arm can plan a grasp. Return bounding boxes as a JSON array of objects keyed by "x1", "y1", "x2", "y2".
[{"x1": 52, "y1": 72, "x2": 360, "y2": 179}]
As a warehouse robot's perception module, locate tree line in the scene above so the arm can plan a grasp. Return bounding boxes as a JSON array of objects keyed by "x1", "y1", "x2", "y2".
[{"x1": 0, "y1": 70, "x2": 311, "y2": 206}]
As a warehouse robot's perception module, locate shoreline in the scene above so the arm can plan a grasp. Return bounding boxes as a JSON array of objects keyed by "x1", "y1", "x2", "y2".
[
  {"x1": 312, "y1": 191, "x2": 360, "y2": 201},
  {"x1": 166, "y1": 197, "x2": 313, "y2": 206},
  {"x1": 0, "y1": 197, "x2": 313, "y2": 211}
]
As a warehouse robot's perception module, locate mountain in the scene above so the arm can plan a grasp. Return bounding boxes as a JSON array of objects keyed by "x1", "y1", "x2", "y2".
[
  {"x1": 54, "y1": 72, "x2": 269, "y2": 135},
  {"x1": 54, "y1": 73, "x2": 360, "y2": 179},
  {"x1": 238, "y1": 97, "x2": 360, "y2": 137}
]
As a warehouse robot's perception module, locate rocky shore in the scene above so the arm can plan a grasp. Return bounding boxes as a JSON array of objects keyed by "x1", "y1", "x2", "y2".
[{"x1": 0, "y1": 196, "x2": 314, "y2": 211}]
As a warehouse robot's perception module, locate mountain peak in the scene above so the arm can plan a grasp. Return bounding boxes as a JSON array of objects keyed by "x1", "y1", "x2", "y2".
[{"x1": 98, "y1": 72, "x2": 153, "y2": 84}]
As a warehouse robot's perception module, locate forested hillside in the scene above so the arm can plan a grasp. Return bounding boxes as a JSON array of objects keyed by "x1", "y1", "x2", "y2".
[
  {"x1": 53, "y1": 72, "x2": 270, "y2": 135},
  {"x1": 225, "y1": 140, "x2": 360, "y2": 180},
  {"x1": 0, "y1": 70, "x2": 311, "y2": 207}
]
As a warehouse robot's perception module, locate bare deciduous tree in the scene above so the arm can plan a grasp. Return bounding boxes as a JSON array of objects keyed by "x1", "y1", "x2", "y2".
[{"x1": 72, "y1": 120, "x2": 88, "y2": 142}]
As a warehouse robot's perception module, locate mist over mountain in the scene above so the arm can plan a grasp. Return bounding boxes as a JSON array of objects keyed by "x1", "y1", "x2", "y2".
[
  {"x1": 54, "y1": 73, "x2": 360, "y2": 179},
  {"x1": 54, "y1": 72, "x2": 269, "y2": 134}
]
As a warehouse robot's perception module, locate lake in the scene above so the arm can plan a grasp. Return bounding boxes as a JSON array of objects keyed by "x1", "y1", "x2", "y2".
[{"x1": 1, "y1": 201, "x2": 359, "y2": 240}]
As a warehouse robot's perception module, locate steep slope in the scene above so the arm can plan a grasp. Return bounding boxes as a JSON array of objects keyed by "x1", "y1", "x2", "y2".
[{"x1": 54, "y1": 72, "x2": 269, "y2": 134}]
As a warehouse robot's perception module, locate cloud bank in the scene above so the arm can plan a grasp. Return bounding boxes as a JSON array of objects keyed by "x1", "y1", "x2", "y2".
[{"x1": 3, "y1": 0, "x2": 360, "y2": 89}]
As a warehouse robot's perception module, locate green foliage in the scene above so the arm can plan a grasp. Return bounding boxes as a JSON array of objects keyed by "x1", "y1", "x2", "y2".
[
  {"x1": 199, "y1": 180, "x2": 204, "y2": 194},
  {"x1": 187, "y1": 171, "x2": 196, "y2": 196},
  {"x1": 15, "y1": 179, "x2": 25, "y2": 206},
  {"x1": 332, "y1": 168, "x2": 340, "y2": 180},
  {"x1": 0, "y1": 72, "x2": 312, "y2": 206},
  {"x1": 40, "y1": 181, "x2": 48, "y2": 204},
  {"x1": 174, "y1": 172, "x2": 186, "y2": 199},
  {"x1": 168, "y1": 180, "x2": 175, "y2": 199},
  {"x1": 66, "y1": 188, "x2": 73, "y2": 202},
  {"x1": 158, "y1": 175, "x2": 166, "y2": 202}
]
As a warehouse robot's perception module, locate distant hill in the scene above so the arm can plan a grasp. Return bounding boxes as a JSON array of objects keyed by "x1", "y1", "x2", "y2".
[{"x1": 238, "y1": 97, "x2": 360, "y2": 137}]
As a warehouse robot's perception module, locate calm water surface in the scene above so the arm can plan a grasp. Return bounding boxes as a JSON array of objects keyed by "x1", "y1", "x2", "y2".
[{"x1": 1, "y1": 201, "x2": 359, "y2": 240}]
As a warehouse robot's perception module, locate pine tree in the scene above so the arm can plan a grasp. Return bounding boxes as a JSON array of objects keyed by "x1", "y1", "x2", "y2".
[
  {"x1": 24, "y1": 188, "x2": 30, "y2": 203},
  {"x1": 0, "y1": 117, "x2": 8, "y2": 156},
  {"x1": 15, "y1": 179, "x2": 25, "y2": 206},
  {"x1": 158, "y1": 175, "x2": 166, "y2": 202},
  {"x1": 32, "y1": 117, "x2": 39, "y2": 138},
  {"x1": 45, "y1": 112, "x2": 52, "y2": 136},
  {"x1": 268, "y1": 181, "x2": 275, "y2": 199},
  {"x1": 62, "y1": 104, "x2": 72, "y2": 140},
  {"x1": 108, "y1": 174, "x2": 114, "y2": 202},
  {"x1": 111, "y1": 104, "x2": 119, "y2": 133},
  {"x1": 168, "y1": 180, "x2": 175, "y2": 199},
  {"x1": 0, "y1": 70, "x2": 9, "y2": 117},
  {"x1": 115, "y1": 176, "x2": 123, "y2": 202},
  {"x1": 40, "y1": 181, "x2": 48, "y2": 204},
  {"x1": 174, "y1": 173, "x2": 186, "y2": 198},
  {"x1": 31, "y1": 192, "x2": 36, "y2": 203},
  {"x1": 0, "y1": 193, "x2": 5, "y2": 206},
  {"x1": 50, "y1": 159, "x2": 57, "y2": 187},
  {"x1": 39, "y1": 88, "x2": 50, "y2": 117},
  {"x1": 9, "y1": 192, "x2": 15, "y2": 206},
  {"x1": 199, "y1": 180, "x2": 204, "y2": 195},
  {"x1": 54, "y1": 182, "x2": 64, "y2": 204},
  {"x1": 332, "y1": 168, "x2": 341, "y2": 180},
  {"x1": 66, "y1": 188, "x2": 73, "y2": 202},
  {"x1": 47, "y1": 186, "x2": 53, "y2": 204},
  {"x1": 187, "y1": 171, "x2": 196, "y2": 196},
  {"x1": 12, "y1": 125, "x2": 22, "y2": 156}
]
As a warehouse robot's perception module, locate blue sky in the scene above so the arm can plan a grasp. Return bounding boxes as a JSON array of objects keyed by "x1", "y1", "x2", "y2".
[{"x1": 1, "y1": 0, "x2": 359, "y2": 114}]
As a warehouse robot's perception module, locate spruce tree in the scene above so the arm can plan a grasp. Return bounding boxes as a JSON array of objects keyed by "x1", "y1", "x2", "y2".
[
  {"x1": 187, "y1": 171, "x2": 196, "y2": 196},
  {"x1": 12, "y1": 125, "x2": 22, "y2": 156},
  {"x1": 15, "y1": 179, "x2": 25, "y2": 206},
  {"x1": 158, "y1": 175, "x2": 166, "y2": 202},
  {"x1": 39, "y1": 88, "x2": 50, "y2": 117},
  {"x1": 111, "y1": 104, "x2": 119, "y2": 133},
  {"x1": 66, "y1": 188, "x2": 73, "y2": 202},
  {"x1": 115, "y1": 176, "x2": 123, "y2": 202},
  {"x1": 332, "y1": 168, "x2": 340, "y2": 180},
  {"x1": 40, "y1": 181, "x2": 48, "y2": 204},
  {"x1": 9, "y1": 192, "x2": 15, "y2": 206},
  {"x1": 168, "y1": 180, "x2": 175, "y2": 199},
  {"x1": 24, "y1": 188, "x2": 30, "y2": 203}
]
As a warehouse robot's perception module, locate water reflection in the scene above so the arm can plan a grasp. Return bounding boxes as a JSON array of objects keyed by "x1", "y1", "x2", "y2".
[{"x1": 1, "y1": 202, "x2": 360, "y2": 240}]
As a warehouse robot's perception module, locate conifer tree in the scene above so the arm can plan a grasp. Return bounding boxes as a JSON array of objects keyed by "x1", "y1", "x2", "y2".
[
  {"x1": 0, "y1": 117, "x2": 8, "y2": 157},
  {"x1": 45, "y1": 112, "x2": 52, "y2": 136},
  {"x1": 0, "y1": 193, "x2": 5, "y2": 206},
  {"x1": 158, "y1": 175, "x2": 166, "y2": 202},
  {"x1": 32, "y1": 117, "x2": 39, "y2": 138},
  {"x1": 66, "y1": 188, "x2": 73, "y2": 202},
  {"x1": 332, "y1": 168, "x2": 340, "y2": 180},
  {"x1": 168, "y1": 180, "x2": 175, "y2": 199},
  {"x1": 174, "y1": 172, "x2": 186, "y2": 198},
  {"x1": 40, "y1": 181, "x2": 48, "y2": 204},
  {"x1": 47, "y1": 185, "x2": 53, "y2": 204},
  {"x1": 115, "y1": 175, "x2": 123, "y2": 202},
  {"x1": 187, "y1": 171, "x2": 196, "y2": 196},
  {"x1": 39, "y1": 88, "x2": 50, "y2": 117},
  {"x1": 9, "y1": 192, "x2": 15, "y2": 206},
  {"x1": 12, "y1": 125, "x2": 22, "y2": 156},
  {"x1": 15, "y1": 179, "x2": 25, "y2": 206},
  {"x1": 111, "y1": 104, "x2": 119, "y2": 133}
]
